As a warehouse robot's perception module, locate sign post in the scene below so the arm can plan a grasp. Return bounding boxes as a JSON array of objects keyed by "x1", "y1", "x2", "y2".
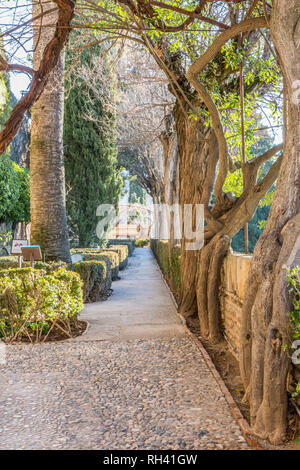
[{"x1": 21, "y1": 245, "x2": 42, "y2": 268}]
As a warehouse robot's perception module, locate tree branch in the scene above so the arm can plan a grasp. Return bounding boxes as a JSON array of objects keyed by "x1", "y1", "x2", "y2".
[
  {"x1": 243, "y1": 143, "x2": 283, "y2": 191},
  {"x1": 0, "y1": 0, "x2": 76, "y2": 155},
  {"x1": 186, "y1": 17, "x2": 267, "y2": 207}
]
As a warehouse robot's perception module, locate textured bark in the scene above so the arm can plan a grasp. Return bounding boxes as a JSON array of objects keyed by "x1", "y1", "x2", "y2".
[
  {"x1": 174, "y1": 102, "x2": 213, "y2": 319},
  {"x1": 239, "y1": 0, "x2": 300, "y2": 444},
  {"x1": 30, "y1": 2, "x2": 71, "y2": 262}
]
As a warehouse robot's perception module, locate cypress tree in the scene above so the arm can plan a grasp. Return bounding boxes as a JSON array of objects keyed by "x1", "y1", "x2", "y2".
[
  {"x1": 0, "y1": 36, "x2": 13, "y2": 131},
  {"x1": 64, "y1": 40, "x2": 122, "y2": 247}
]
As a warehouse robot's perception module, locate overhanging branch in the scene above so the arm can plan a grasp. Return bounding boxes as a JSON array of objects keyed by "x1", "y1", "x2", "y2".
[
  {"x1": 0, "y1": 0, "x2": 76, "y2": 155},
  {"x1": 186, "y1": 17, "x2": 267, "y2": 207}
]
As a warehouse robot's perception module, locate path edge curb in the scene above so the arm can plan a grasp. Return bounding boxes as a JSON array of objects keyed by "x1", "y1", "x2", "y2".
[{"x1": 151, "y1": 248, "x2": 263, "y2": 451}]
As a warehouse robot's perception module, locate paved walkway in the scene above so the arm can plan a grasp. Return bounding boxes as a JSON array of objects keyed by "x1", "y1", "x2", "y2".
[
  {"x1": 76, "y1": 246, "x2": 185, "y2": 341},
  {"x1": 0, "y1": 248, "x2": 248, "y2": 450}
]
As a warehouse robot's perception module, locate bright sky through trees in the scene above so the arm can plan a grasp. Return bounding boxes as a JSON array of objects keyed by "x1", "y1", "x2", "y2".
[{"x1": 1, "y1": 1, "x2": 31, "y2": 98}]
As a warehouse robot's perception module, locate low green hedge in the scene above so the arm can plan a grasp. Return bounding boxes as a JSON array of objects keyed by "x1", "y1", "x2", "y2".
[
  {"x1": 170, "y1": 245, "x2": 181, "y2": 291},
  {"x1": 0, "y1": 252, "x2": 115, "y2": 305},
  {"x1": 136, "y1": 239, "x2": 148, "y2": 248},
  {"x1": 107, "y1": 239, "x2": 135, "y2": 256},
  {"x1": 151, "y1": 240, "x2": 181, "y2": 294},
  {"x1": 71, "y1": 248, "x2": 119, "y2": 281},
  {"x1": 0, "y1": 267, "x2": 83, "y2": 343},
  {"x1": 0, "y1": 254, "x2": 113, "y2": 304},
  {"x1": 150, "y1": 239, "x2": 157, "y2": 253},
  {"x1": 0, "y1": 257, "x2": 66, "y2": 273},
  {"x1": 71, "y1": 259, "x2": 112, "y2": 302},
  {"x1": 0, "y1": 256, "x2": 18, "y2": 270},
  {"x1": 287, "y1": 267, "x2": 300, "y2": 341},
  {"x1": 157, "y1": 240, "x2": 170, "y2": 279},
  {"x1": 107, "y1": 244, "x2": 129, "y2": 270}
]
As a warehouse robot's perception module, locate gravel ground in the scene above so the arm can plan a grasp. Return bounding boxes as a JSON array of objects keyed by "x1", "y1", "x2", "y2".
[{"x1": 0, "y1": 337, "x2": 248, "y2": 450}]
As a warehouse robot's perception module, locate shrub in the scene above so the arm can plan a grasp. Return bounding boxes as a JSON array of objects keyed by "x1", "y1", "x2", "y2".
[
  {"x1": 71, "y1": 260, "x2": 112, "y2": 302},
  {"x1": 156, "y1": 240, "x2": 170, "y2": 278},
  {"x1": 107, "y1": 238, "x2": 135, "y2": 256},
  {"x1": 0, "y1": 257, "x2": 66, "y2": 273},
  {"x1": 287, "y1": 267, "x2": 300, "y2": 341},
  {"x1": 0, "y1": 267, "x2": 83, "y2": 343},
  {"x1": 107, "y1": 244, "x2": 128, "y2": 270},
  {"x1": 150, "y1": 239, "x2": 158, "y2": 255},
  {"x1": 136, "y1": 239, "x2": 148, "y2": 248},
  {"x1": 0, "y1": 256, "x2": 17, "y2": 270},
  {"x1": 170, "y1": 245, "x2": 181, "y2": 291},
  {"x1": 71, "y1": 248, "x2": 119, "y2": 281},
  {"x1": 33, "y1": 260, "x2": 67, "y2": 273},
  {"x1": 0, "y1": 154, "x2": 30, "y2": 224},
  {"x1": 0, "y1": 255, "x2": 114, "y2": 304},
  {"x1": 151, "y1": 240, "x2": 181, "y2": 294}
]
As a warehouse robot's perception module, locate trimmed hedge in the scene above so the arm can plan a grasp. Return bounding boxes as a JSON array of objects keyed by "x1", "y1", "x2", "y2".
[
  {"x1": 0, "y1": 267, "x2": 83, "y2": 343},
  {"x1": 0, "y1": 257, "x2": 66, "y2": 273},
  {"x1": 107, "y1": 244, "x2": 129, "y2": 270},
  {"x1": 135, "y1": 239, "x2": 148, "y2": 248},
  {"x1": 151, "y1": 240, "x2": 181, "y2": 294},
  {"x1": 157, "y1": 241, "x2": 170, "y2": 279},
  {"x1": 0, "y1": 247, "x2": 119, "y2": 305},
  {"x1": 107, "y1": 238, "x2": 135, "y2": 256},
  {"x1": 71, "y1": 259, "x2": 112, "y2": 302},
  {"x1": 170, "y1": 245, "x2": 181, "y2": 291},
  {"x1": 0, "y1": 257, "x2": 19, "y2": 270},
  {"x1": 71, "y1": 248, "x2": 119, "y2": 281}
]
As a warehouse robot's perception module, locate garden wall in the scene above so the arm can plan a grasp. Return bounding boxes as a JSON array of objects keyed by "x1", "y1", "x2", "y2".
[
  {"x1": 151, "y1": 240, "x2": 252, "y2": 357},
  {"x1": 219, "y1": 252, "x2": 252, "y2": 357}
]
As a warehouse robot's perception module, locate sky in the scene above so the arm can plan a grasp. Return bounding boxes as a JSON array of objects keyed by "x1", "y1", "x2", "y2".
[
  {"x1": 10, "y1": 73, "x2": 31, "y2": 99},
  {"x1": 1, "y1": 1, "x2": 32, "y2": 98}
]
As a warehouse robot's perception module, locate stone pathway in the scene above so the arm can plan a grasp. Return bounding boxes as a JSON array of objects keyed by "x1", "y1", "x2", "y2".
[
  {"x1": 75, "y1": 246, "x2": 185, "y2": 341},
  {"x1": 0, "y1": 248, "x2": 248, "y2": 450}
]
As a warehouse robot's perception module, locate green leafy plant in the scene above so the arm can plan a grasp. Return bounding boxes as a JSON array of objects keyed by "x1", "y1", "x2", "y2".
[
  {"x1": 72, "y1": 248, "x2": 120, "y2": 281},
  {"x1": 0, "y1": 231, "x2": 12, "y2": 248},
  {"x1": 135, "y1": 239, "x2": 148, "y2": 248},
  {"x1": 291, "y1": 382, "x2": 300, "y2": 399},
  {"x1": 106, "y1": 244, "x2": 129, "y2": 270},
  {"x1": 107, "y1": 239, "x2": 135, "y2": 256},
  {"x1": 71, "y1": 260, "x2": 112, "y2": 302},
  {"x1": 287, "y1": 267, "x2": 300, "y2": 341},
  {"x1": 0, "y1": 267, "x2": 83, "y2": 343},
  {"x1": 0, "y1": 154, "x2": 30, "y2": 224},
  {"x1": 64, "y1": 33, "x2": 122, "y2": 247}
]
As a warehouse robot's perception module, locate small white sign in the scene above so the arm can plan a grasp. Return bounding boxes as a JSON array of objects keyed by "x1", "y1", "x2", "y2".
[
  {"x1": 11, "y1": 239, "x2": 28, "y2": 255},
  {"x1": 71, "y1": 253, "x2": 84, "y2": 264}
]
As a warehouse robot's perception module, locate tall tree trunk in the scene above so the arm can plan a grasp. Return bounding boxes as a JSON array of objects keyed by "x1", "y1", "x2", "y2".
[
  {"x1": 160, "y1": 113, "x2": 180, "y2": 260},
  {"x1": 239, "y1": 0, "x2": 300, "y2": 444},
  {"x1": 174, "y1": 101, "x2": 215, "y2": 319},
  {"x1": 30, "y1": 1, "x2": 71, "y2": 262}
]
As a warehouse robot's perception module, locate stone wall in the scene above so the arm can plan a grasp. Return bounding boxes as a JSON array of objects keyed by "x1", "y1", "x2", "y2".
[{"x1": 219, "y1": 252, "x2": 252, "y2": 358}]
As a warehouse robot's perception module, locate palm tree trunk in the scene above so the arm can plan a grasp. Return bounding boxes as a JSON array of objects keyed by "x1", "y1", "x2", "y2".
[{"x1": 30, "y1": 1, "x2": 71, "y2": 262}]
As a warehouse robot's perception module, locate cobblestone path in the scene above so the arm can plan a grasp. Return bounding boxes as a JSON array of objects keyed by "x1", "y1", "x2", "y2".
[{"x1": 0, "y1": 248, "x2": 248, "y2": 450}]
